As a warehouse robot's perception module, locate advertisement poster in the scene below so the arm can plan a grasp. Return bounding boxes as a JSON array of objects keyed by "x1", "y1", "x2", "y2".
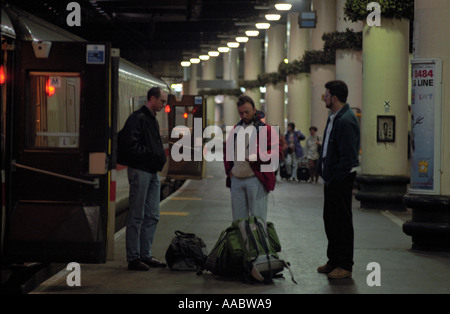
[{"x1": 410, "y1": 59, "x2": 442, "y2": 194}]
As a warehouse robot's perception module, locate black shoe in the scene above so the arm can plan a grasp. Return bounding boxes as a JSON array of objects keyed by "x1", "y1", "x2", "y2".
[
  {"x1": 128, "y1": 259, "x2": 150, "y2": 271},
  {"x1": 141, "y1": 256, "x2": 167, "y2": 268}
]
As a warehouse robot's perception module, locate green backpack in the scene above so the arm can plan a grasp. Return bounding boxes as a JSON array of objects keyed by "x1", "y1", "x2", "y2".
[
  {"x1": 203, "y1": 224, "x2": 245, "y2": 277},
  {"x1": 204, "y1": 215, "x2": 296, "y2": 284}
]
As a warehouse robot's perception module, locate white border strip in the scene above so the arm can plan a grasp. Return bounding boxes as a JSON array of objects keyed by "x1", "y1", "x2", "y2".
[{"x1": 380, "y1": 210, "x2": 404, "y2": 228}]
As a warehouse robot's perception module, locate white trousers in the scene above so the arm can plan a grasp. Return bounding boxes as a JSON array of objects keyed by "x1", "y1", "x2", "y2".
[{"x1": 230, "y1": 176, "x2": 268, "y2": 221}]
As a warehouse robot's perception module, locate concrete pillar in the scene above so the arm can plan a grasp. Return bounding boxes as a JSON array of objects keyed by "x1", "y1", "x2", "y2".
[
  {"x1": 355, "y1": 18, "x2": 410, "y2": 211},
  {"x1": 311, "y1": 0, "x2": 336, "y2": 138},
  {"x1": 265, "y1": 23, "x2": 286, "y2": 133},
  {"x1": 223, "y1": 48, "x2": 239, "y2": 126},
  {"x1": 202, "y1": 58, "x2": 217, "y2": 126},
  {"x1": 403, "y1": 0, "x2": 450, "y2": 251},
  {"x1": 244, "y1": 38, "x2": 262, "y2": 110},
  {"x1": 335, "y1": 0, "x2": 363, "y2": 112},
  {"x1": 287, "y1": 11, "x2": 311, "y2": 135}
]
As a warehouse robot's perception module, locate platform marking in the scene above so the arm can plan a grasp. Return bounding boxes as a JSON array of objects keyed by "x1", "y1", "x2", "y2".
[
  {"x1": 160, "y1": 211, "x2": 189, "y2": 216},
  {"x1": 170, "y1": 197, "x2": 202, "y2": 201},
  {"x1": 381, "y1": 210, "x2": 404, "y2": 228}
]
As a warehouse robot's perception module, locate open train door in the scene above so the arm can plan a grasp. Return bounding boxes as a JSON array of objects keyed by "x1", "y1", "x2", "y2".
[
  {"x1": 167, "y1": 95, "x2": 206, "y2": 180},
  {"x1": 4, "y1": 41, "x2": 115, "y2": 263}
]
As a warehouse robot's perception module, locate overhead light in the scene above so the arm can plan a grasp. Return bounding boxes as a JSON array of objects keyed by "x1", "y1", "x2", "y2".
[
  {"x1": 181, "y1": 61, "x2": 191, "y2": 67},
  {"x1": 218, "y1": 46, "x2": 230, "y2": 53},
  {"x1": 227, "y1": 42, "x2": 240, "y2": 48},
  {"x1": 245, "y1": 30, "x2": 259, "y2": 37},
  {"x1": 255, "y1": 22, "x2": 271, "y2": 29},
  {"x1": 208, "y1": 51, "x2": 220, "y2": 57},
  {"x1": 199, "y1": 55, "x2": 210, "y2": 60},
  {"x1": 190, "y1": 58, "x2": 200, "y2": 64},
  {"x1": 275, "y1": 3, "x2": 292, "y2": 11},
  {"x1": 265, "y1": 14, "x2": 281, "y2": 21},
  {"x1": 236, "y1": 36, "x2": 249, "y2": 43}
]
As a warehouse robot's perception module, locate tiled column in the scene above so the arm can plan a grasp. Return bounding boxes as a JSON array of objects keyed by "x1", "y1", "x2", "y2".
[
  {"x1": 265, "y1": 23, "x2": 286, "y2": 133},
  {"x1": 223, "y1": 48, "x2": 239, "y2": 127},
  {"x1": 287, "y1": 11, "x2": 311, "y2": 134},
  {"x1": 335, "y1": 0, "x2": 363, "y2": 112},
  {"x1": 202, "y1": 58, "x2": 217, "y2": 126},
  {"x1": 244, "y1": 38, "x2": 262, "y2": 110},
  {"x1": 355, "y1": 18, "x2": 410, "y2": 211},
  {"x1": 310, "y1": 0, "x2": 336, "y2": 138}
]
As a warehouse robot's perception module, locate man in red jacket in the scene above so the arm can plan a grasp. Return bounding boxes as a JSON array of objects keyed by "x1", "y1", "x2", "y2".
[{"x1": 223, "y1": 95, "x2": 279, "y2": 222}]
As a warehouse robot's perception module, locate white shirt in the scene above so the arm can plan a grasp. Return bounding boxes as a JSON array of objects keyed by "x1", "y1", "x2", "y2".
[{"x1": 322, "y1": 110, "x2": 338, "y2": 160}]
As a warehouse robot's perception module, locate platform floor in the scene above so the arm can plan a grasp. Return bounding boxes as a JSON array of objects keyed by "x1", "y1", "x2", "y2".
[{"x1": 31, "y1": 161, "x2": 450, "y2": 294}]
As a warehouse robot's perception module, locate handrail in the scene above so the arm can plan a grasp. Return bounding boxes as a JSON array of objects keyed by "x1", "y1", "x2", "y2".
[{"x1": 12, "y1": 161, "x2": 99, "y2": 189}]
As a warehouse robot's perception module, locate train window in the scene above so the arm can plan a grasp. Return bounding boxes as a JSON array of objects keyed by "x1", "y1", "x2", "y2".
[
  {"x1": 174, "y1": 106, "x2": 195, "y2": 130},
  {"x1": 27, "y1": 72, "x2": 81, "y2": 149}
]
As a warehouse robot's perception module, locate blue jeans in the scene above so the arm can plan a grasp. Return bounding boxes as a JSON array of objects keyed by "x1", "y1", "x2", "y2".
[
  {"x1": 230, "y1": 176, "x2": 268, "y2": 221},
  {"x1": 126, "y1": 167, "x2": 161, "y2": 262}
]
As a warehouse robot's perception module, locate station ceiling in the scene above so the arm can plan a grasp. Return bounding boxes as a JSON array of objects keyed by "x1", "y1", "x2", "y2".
[{"x1": 9, "y1": 0, "x2": 294, "y2": 77}]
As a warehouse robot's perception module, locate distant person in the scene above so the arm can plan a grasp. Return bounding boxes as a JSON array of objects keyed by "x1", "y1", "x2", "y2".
[
  {"x1": 223, "y1": 95, "x2": 277, "y2": 222},
  {"x1": 305, "y1": 126, "x2": 321, "y2": 183},
  {"x1": 284, "y1": 122, "x2": 305, "y2": 181},
  {"x1": 317, "y1": 80, "x2": 360, "y2": 279},
  {"x1": 117, "y1": 86, "x2": 168, "y2": 271},
  {"x1": 277, "y1": 129, "x2": 288, "y2": 180}
]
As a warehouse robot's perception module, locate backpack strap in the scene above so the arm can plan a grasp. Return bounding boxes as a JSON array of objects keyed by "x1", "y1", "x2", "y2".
[{"x1": 254, "y1": 217, "x2": 273, "y2": 284}]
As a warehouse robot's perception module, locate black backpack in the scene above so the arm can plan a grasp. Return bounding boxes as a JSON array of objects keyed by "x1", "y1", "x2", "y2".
[{"x1": 165, "y1": 231, "x2": 208, "y2": 272}]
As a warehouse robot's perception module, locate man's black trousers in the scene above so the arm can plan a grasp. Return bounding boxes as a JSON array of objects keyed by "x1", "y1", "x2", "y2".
[{"x1": 323, "y1": 172, "x2": 357, "y2": 272}]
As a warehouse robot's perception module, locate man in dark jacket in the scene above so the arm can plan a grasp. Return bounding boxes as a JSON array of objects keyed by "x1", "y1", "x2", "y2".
[
  {"x1": 317, "y1": 81, "x2": 360, "y2": 279},
  {"x1": 117, "y1": 86, "x2": 168, "y2": 271}
]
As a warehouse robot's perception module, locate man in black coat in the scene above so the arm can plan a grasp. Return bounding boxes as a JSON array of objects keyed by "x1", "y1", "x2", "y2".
[
  {"x1": 317, "y1": 80, "x2": 360, "y2": 279},
  {"x1": 118, "y1": 86, "x2": 168, "y2": 271}
]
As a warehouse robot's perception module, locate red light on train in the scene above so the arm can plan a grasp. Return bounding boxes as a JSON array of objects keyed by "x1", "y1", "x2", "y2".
[
  {"x1": 0, "y1": 65, "x2": 5, "y2": 85},
  {"x1": 183, "y1": 112, "x2": 188, "y2": 119},
  {"x1": 45, "y1": 79, "x2": 55, "y2": 96},
  {"x1": 165, "y1": 105, "x2": 171, "y2": 113}
]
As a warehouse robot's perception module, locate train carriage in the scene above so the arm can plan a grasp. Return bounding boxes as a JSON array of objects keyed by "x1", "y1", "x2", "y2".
[{"x1": 0, "y1": 4, "x2": 204, "y2": 265}]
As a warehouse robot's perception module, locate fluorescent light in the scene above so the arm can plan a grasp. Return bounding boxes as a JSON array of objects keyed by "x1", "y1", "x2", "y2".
[
  {"x1": 181, "y1": 61, "x2": 191, "y2": 67},
  {"x1": 265, "y1": 14, "x2": 281, "y2": 21},
  {"x1": 275, "y1": 3, "x2": 292, "y2": 11},
  {"x1": 208, "y1": 51, "x2": 220, "y2": 57},
  {"x1": 190, "y1": 58, "x2": 200, "y2": 64},
  {"x1": 245, "y1": 30, "x2": 259, "y2": 37},
  {"x1": 227, "y1": 42, "x2": 240, "y2": 48},
  {"x1": 218, "y1": 46, "x2": 230, "y2": 53},
  {"x1": 236, "y1": 36, "x2": 249, "y2": 43},
  {"x1": 255, "y1": 22, "x2": 271, "y2": 29},
  {"x1": 171, "y1": 83, "x2": 183, "y2": 91},
  {"x1": 199, "y1": 55, "x2": 210, "y2": 60}
]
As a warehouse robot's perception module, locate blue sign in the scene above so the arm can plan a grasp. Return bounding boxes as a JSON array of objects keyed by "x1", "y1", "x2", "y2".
[{"x1": 86, "y1": 44, "x2": 105, "y2": 64}]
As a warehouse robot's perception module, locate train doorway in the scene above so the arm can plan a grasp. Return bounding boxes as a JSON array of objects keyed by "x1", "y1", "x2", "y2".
[
  {"x1": 167, "y1": 95, "x2": 206, "y2": 180},
  {"x1": 5, "y1": 41, "x2": 114, "y2": 263}
]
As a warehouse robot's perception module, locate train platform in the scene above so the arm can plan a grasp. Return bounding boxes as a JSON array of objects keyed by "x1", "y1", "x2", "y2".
[{"x1": 30, "y1": 161, "x2": 450, "y2": 295}]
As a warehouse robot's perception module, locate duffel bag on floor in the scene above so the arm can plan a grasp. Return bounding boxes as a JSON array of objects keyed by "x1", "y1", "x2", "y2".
[{"x1": 165, "y1": 231, "x2": 208, "y2": 272}]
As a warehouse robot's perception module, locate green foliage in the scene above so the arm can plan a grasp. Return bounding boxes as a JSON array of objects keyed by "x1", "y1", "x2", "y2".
[
  {"x1": 323, "y1": 28, "x2": 362, "y2": 51},
  {"x1": 344, "y1": 0, "x2": 414, "y2": 22},
  {"x1": 199, "y1": 28, "x2": 363, "y2": 95},
  {"x1": 198, "y1": 88, "x2": 242, "y2": 97}
]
